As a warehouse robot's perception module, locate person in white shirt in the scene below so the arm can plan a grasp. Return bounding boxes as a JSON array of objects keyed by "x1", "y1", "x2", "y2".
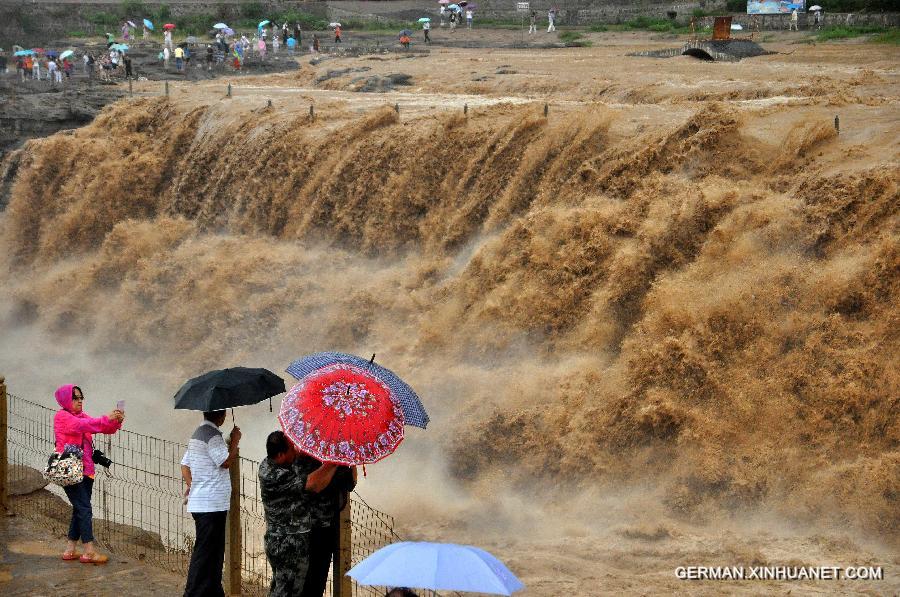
[
  {"x1": 466, "y1": 9, "x2": 473, "y2": 29},
  {"x1": 48, "y1": 58, "x2": 60, "y2": 84},
  {"x1": 789, "y1": 9, "x2": 799, "y2": 31},
  {"x1": 548, "y1": 9, "x2": 556, "y2": 32},
  {"x1": 181, "y1": 410, "x2": 241, "y2": 597}
]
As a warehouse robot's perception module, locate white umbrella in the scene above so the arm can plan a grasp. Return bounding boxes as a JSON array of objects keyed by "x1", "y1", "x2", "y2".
[
  {"x1": 329, "y1": 22, "x2": 342, "y2": 28},
  {"x1": 126, "y1": 20, "x2": 136, "y2": 28},
  {"x1": 731, "y1": 23, "x2": 743, "y2": 31},
  {"x1": 809, "y1": 5, "x2": 822, "y2": 11}
]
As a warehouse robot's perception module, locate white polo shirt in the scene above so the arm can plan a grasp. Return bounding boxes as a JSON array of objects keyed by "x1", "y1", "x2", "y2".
[{"x1": 181, "y1": 421, "x2": 231, "y2": 513}]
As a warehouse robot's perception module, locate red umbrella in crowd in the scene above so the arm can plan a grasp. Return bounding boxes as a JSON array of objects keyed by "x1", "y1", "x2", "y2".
[
  {"x1": 163, "y1": 23, "x2": 176, "y2": 30},
  {"x1": 279, "y1": 363, "x2": 405, "y2": 466}
]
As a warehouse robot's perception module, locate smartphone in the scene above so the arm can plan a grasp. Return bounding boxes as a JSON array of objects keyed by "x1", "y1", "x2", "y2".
[{"x1": 116, "y1": 400, "x2": 125, "y2": 412}]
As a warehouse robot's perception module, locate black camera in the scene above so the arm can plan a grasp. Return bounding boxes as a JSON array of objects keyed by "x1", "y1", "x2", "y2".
[{"x1": 92, "y1": 449, "x2": 113, "y2": 469}]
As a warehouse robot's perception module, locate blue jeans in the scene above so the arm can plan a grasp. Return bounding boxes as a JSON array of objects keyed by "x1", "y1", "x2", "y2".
[{"x1": 63, "y1": 476, "x2": 94, "y2": 543}]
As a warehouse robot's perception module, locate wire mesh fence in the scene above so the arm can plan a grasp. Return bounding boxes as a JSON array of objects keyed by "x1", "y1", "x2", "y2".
[{"x1": 5, "y1": 389, "x2": 427, "y2": 596}]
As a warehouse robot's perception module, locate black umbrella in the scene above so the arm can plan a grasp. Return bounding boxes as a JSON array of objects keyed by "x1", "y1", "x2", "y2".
[{"x1": 174, "y1": 367, "x2": 286, "y2": 418}]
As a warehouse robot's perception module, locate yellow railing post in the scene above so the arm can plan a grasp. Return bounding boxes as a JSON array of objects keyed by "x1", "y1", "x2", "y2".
[
  {"x1": 333, "y1": 499, "x2": 353, "y2": 597},
  {"x1": 0, "y1": 375, "x2": 8, "y2": 515},
  {"x1": 225, "y1": 449, "x2": 242, "y2": 595}
]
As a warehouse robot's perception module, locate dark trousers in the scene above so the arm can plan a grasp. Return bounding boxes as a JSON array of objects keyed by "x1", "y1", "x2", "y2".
[
  {"x1": 301, "y1": 525, "x2": 339, "y2": 597},
  {"x1": 184, "y1": 511, "x2": 227, "y2": 597},
  {"x1": 63, "y1": 476, "x2": 94, "y2": 543}
]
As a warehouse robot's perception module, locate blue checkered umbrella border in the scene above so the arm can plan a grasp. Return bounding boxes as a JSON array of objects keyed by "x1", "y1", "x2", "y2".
[{"x1": 286, "y1": 352, "x2": 429, "y2": 429}]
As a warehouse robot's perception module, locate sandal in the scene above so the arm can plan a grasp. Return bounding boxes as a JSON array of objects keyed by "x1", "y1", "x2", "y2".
[
  {"x1": 62, "y1": 551, "x2": 81, "y2": 561},
  {"x1": 79, "y1": 553, "x2": 109, "y2": 565}
]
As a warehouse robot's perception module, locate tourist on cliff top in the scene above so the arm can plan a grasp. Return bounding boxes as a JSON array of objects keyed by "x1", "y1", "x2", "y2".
[
  {"x1": 181, "y1": 410, "x2": 241, "y2": 596},
  {"x1": 259, "y1": 431, "x2": 338, "y2": 597},
  {"x1": 297, "y1": 453, "x2": 355, "y2": 597},
  {"x1": 53, "y1": 384, "x2": 124, "y2": 564}
]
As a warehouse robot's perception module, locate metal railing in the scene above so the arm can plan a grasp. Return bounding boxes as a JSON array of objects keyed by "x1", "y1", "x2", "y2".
[{"x1": 1, "y1": 378, "x2": 418, "y2": 596}]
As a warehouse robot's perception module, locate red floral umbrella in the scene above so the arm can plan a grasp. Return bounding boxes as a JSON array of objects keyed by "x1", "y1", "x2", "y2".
[
  {"x1": 279, "y1": 363, "x2": 404, "y2": 465},
  {"x1": 163, "y1": 23, "x2": 176, "y2": 30}
]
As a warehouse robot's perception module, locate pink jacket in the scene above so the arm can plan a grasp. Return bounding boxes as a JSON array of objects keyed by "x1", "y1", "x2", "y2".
[{"x1": 53, "y1": 384, "x2": 122, "y2": 477}]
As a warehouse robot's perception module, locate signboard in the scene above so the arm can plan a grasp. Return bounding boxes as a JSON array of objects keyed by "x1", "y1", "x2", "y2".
[
  {"x1": 747, "y1": 1, "x2": 805, "y2": 14},
  {"x1": 516, "y1": 2, "x2": 530, "y2": 12}
]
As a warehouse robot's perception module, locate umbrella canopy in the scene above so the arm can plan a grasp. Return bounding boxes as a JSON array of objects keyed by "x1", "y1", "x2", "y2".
[
  {"x1": 286, "y1": 352, "x2": 429, "y2": 428},
  {"x1": 258, "y1": 19, "x2": 271, "y2": 29},
  {"x1": 809, "y1": 5, "x2": 822, "y2": 10},
  {"x1": 400, "y1": 29, "x2": 413, "y2": 36},
  {"x1": 14, "y1": 50, "x2": 35, "y2": 56},
  {"x1": 143, "y1": 18, "x2": 154, "y2": 30},
  {"x1": 185, "y1": 36, "x2": 199, "y2": 44},
  {"x1": 730, "y1": 23, "x2": 743, "y2": 30},
  {"x1": 59, "y1": 50, "x2": 74, "y2": 60},
  {"x1": 279, "y1": 367, "x2": 404, "y2": 465},
  {"x1": 348, "y1": 542, "x2": 525, "y2": 596},
  {"x1": 329, "y1": 22, "x2": 342, "y2": 28},
  {"x1": 32, "y1": 47, "x2": 45, "y2": 53},
  {"x1": 213, "y1": 22, "x2": 228, "y2": 29},
  {"x1": 111, "y1": 43, "x2": 129, "y2": 51},
  {"x1": 163, "y1": 23, "x2": 176, "y2": 30},
  {"x1": 418, "y1": 17, "x2": 431, "y2": 23},
  {"x1": 447, "y1": 4, "x2": 461, "y2": 11},
  {"x1": 459, "y1": 0, "x2": 468, "y2": 6},
  {"x1": 46, "y1": 51, "x2": 59, "y2": 58},
  {"x1": 223, "y1": 27, "x2": 235, "y2": 36},
  {"x1": 174, "y1": 367, "x2": 286, "y2": 412},
  {"x1": 127, "y1": 20, "x2": 136, "y2": 27},
  {"x1": 438, "y1": 0, "x2": 450, "y2": 4}
]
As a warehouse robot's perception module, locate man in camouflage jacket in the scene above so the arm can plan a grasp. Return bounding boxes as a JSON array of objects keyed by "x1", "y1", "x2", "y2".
[{"x1": 259, "y1": 432, "x2": 337, "y2": 597}]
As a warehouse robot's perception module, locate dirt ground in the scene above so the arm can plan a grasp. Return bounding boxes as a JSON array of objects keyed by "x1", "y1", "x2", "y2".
[{"x1": 1, "y1": 27, "x2": 898, "y2": 596}]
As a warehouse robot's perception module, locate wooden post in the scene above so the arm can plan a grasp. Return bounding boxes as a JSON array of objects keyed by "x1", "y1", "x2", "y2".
[
  {"x1": 224, "y1": 448, "x2": 242, "y2": 595},
  {"x1": 165, "y1": 80, "x2": 169, "y2": 97},
  {"x1": 0, "y1": 375, "x2": 8, "y2": 515},
  {"x1": 333, "y1": 500, "x2": 352, "y2": 597}
]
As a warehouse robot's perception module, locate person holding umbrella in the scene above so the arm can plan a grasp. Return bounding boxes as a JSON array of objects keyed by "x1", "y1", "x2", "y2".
[
  {"x1": 334, "y1": 24, "x2": 342, "y2": 44},
  {"x1": 259, "y1": 431, "x2": 340, "y2": 597},
  {"x1": 175, "y1": 366, "x2": 285, "y2": 597}
]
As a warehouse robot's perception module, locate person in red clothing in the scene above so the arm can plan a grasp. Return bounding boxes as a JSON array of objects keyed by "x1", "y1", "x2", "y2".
[
  {"x1": 53, "y1": 384, "x2": 124, "y2": 564},
  {"x1": 334, "y1": 25, "x2": 342, "y2": 43}
]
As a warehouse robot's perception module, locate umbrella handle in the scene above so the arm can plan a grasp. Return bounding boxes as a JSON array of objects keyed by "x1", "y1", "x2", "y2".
[
  {"x1": 231, "y1": 408, "x2": 235, "y2": 423},
  {"x1": 369, "y1": 353, "x2": 376, "y2": 365}
]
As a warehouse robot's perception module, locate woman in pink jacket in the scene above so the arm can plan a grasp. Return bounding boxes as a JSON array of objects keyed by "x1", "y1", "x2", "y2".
[{"x1": 53, "y1": 384, "x2": 124, "y2": 564}]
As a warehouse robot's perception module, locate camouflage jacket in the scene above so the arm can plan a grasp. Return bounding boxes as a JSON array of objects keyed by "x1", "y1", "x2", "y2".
[
  {"x1": 296, "y1": 455, "x2": 357, "y2": 528},
  {"x1": 258, "y1": 457, "x2": 313, "y2": 534}
]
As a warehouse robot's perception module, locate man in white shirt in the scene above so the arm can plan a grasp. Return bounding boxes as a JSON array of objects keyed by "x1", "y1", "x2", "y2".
[{"x1": 181, "y1": 410, "x2": 241, "y2": 597}]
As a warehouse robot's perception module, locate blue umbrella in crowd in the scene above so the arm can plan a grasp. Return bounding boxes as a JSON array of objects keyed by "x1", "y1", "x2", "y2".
[
  {"x1": 143, "y1": 18, "x2": 154, "y2": 30},
  {"x1": 59, "y1": 50, "x2": 75, "y2": 60},
  {"x1": 111, "y1": 43, "x2": 129, "y2": 52},
  {"x1": 258, "y1": 19, "x2": 271, "y2": 30},
  {"x1": 213, "y1": 22, "x2": 228, "y2": 30},
  {"x1": 399, "y1": 29, "x2": 413, "y2": 36},
  {"x1": 14, "y1": 50, "x2": 35, "y2": 56},
  {"x1": 418, "y1": 17, "x2": 431, "y2": 23},
  {"x1": 286, "y1": 352, "x2": 429, "y2": 429},
  {"x1": 348, "y1": 542, "x2": 525, "y2": 595},
  {"x1": 46, "y1": 50, "x2": 58, "y2": 58}
]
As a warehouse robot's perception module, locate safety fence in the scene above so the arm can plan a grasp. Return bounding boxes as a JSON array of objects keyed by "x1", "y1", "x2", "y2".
[{"x1": 0, "y1": 378, "x2": 441, "y2": 597}]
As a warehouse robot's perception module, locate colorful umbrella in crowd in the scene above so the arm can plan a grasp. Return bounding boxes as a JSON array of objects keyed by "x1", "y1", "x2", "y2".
[
  {"x1": 223, "y1": 27, "x2": 235, "y2": 36},
  {"x1": 143, "y1": 18, "x2": 154, "y2": 30},
  {"x1": 400, "y1": 29, "x2": 413, "y2": 36},
  {"x1": 438, "y1": 0, "x2": 450, "y2": 4},
  {"x1": 126, "y1": 20, "x2": 136, "y2": 28},
  {"x1": 809, "y1": 5, "x2": 822, "y2": 11},
  {"x1": 258, "y1": 19, "x2": 271, "y2": 29},
  {"x1": 163, "y1": 23, "x2": 176, "y2": 30},
  {"x1": 329, "y1": 22, "x2": 342, "y2": 28},
  {"x1": 111, "y1": 43, "x2": 129, "y2": 52},
  {"x1": 14, "y1": 50, "x2": 35, "y2": 56},
  {"x1": 279, "y1": 366, "x2": 405, "y2": 465},
  {"x1": 213, "y1": 22, "x2": 228, "y2": 29},
  {"x1": 59, "y1": 50, "x2": 74, "y2": 60},
  {"x1": 45, "y1": 50, "x2": 58, "y2": 58},
  {"x1": 418, "y1": 17, "x2": 431, "y2": 23},
  {"x1": 286, "y1": 353, "x2": 429, "y2": 428},
  {"x1": 348, "y1": 542, "x2": 525, "y2": 595}
]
